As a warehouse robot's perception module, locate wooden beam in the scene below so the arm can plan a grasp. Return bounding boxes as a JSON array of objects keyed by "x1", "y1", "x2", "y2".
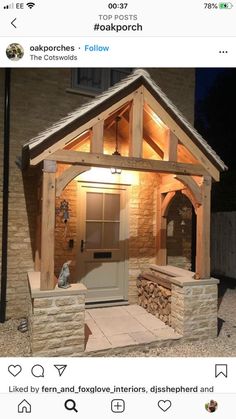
[
  {"x1": 41, "y1": 161, "x2": 56, "y2": 290},
  {"x1": 34, "y1": 179, "x2": 42, "y2": 271},
  {"x1": 143, "y1": 131, "x2": 164, "y2": 159},
  {"x1": 181, "y1": 189, "x2": 198, "y2": 213},
  {"x1": 164, "y1": 130, "x2": 178, "y2": 161},
  {"x1": 56, "y1": 165, "x2": 91, "y2": 196},
  {"x1": 90, "y1": 120, "x2": 104, "y2": 153},
  {"x1": 49, "y1": 150, "x2": 207, "y2": 177},
  {"x1": 43, "y1": 159, "x2": 57, "y2": 173},
  {"x1": 176, "y1": 175, "x2": 202, "y2": 205},
  {"x1": 156, "y1": 188, "x2": 167, "y2": 265},
  {"x1": 196, "y1": 176, "x2": 212, "y2": 279},
  {"x1": 160, "y1": 180, "x2": 184, "y2": 194},
  {"x1": 143, "y1": 88, "x2": 220, "y2": 181},
  {"x1": 124, "y1": 105, "x2": 164, "y2": 159},
  {"x1": 161, "y1": 191, "x2": 176, "y2": 217},
  {"x1": 30, "y1": 92, "x2": 136, "y2": 166},
  {"x1": 64, "y1": 130, "x2": 90, "y2": 150},
  {"x1": 129, "y1": 87, "x2": 144, "y2": 157},
  {"x1": 105, "y1": 103, "x2": 131, "y2": 129}
]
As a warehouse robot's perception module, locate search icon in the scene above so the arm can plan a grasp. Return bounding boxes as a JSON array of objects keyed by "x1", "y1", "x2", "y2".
[{"x1": 64, "y1": 399, "x2": 78, "y2": 413}]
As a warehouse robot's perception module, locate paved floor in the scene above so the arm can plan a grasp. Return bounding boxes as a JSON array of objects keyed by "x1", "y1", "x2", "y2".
[{"x1": 85, "y1": 304, "x2": 181, "y2": 352}]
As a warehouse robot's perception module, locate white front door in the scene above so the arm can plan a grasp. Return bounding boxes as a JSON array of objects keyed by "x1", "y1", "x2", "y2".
[{"x1": 77, "y1": 183, "x2": 129, "y2": 303}]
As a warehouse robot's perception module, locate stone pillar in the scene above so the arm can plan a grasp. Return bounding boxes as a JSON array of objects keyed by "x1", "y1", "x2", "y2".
[
  {"x1": 171, "y1": 279, "x2": 219, "y2": 339},
  {"x1": 28, "y1": 272, "x2": 87, "y2": 356}
]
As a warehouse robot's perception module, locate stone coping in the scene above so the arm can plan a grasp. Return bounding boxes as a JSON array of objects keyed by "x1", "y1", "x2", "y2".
[
  {"x1": 28, "y1": 271, "x2": 87, "y2": 298},
  {"x1": 148, "y1": 265, "x2": 219, "y2": 287}
]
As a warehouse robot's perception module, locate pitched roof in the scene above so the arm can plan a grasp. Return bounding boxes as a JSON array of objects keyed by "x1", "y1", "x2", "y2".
[{"x1": 23, "y1": 69, "x2": 227, "y2": 172}]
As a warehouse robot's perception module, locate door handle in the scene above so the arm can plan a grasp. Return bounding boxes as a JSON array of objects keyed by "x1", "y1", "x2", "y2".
[{"x1": 80, "y1": 239, "x2": 85, "y2": 252}]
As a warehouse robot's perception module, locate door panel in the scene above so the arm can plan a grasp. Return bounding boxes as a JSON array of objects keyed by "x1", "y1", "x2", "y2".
[{"x1": 77, "y1": 184, "x2": 128, "y2": 303}]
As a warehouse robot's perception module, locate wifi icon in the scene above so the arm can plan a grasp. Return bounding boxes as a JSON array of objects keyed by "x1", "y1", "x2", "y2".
[{"x1": 26, "y1": 2, "x2": 35, "y2": 8}]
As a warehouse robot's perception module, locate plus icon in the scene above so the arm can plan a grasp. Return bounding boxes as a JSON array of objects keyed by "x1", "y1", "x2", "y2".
[{"x1": 111, "y1": 399, "x2": 125, "y2": 413}]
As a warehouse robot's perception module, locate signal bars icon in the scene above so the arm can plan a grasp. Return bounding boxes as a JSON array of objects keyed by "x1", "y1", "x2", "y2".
[{"x1": 4, "y1": 2, "x2": 14, "y2": 8}]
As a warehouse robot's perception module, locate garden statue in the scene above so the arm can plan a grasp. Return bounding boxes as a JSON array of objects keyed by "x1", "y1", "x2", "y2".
[{"x1": 58, "y1": 260, "x2": 72, "y2": 289}]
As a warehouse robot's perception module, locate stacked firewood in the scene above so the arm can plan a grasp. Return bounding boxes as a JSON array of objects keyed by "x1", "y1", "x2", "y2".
[{"x1": 137, "y1": 276, "x2": 171, "y2": 325}]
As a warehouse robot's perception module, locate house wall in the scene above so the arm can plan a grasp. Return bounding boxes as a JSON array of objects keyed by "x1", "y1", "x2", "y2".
[
  {"x1": 0, "y1": 68, "x2": 195, "y2": 319},
  {"x1": 167, "y1": 192, "x2": 193, "y2": 271}
]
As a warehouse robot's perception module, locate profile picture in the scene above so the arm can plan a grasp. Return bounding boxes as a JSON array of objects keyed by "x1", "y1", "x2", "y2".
[
  {"x1": 6, "y1": 43, "x2": 24, "y2": 61},
  {"x1": 205, "y1": 400, "x2": 218, "y2": 413}
]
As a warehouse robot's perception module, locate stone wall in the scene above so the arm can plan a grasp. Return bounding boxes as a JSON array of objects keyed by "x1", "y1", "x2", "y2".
[
  {"x1": 137, "y1": 266, "x2": 219, "y2": 341},
  {"x1": 171, "y1": 282, "x2": 218, "y2": 339},
  {"x1": 55, "y1": 179, "x2": 77, "y2": 280},
  {"x1": 128, "y1": 172, "x2": 159, "y2": 303},
  {"x1": 167, "y1": 192, "x2": 193, "y2": 271},
  {"x1": 29, "y1": 275, "x2": 86, "y2": 356},
  {"x1": 148, "y1": 69, "x2": 195, "y2": 124},
  {"x1": 0, "y1": 69, "x2": 90, "y2": 319}
]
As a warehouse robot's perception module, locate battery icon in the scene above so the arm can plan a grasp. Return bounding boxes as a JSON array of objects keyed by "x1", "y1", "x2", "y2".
[{"x1": 219, "y1": 2, "x2": 233, "y2": 8}]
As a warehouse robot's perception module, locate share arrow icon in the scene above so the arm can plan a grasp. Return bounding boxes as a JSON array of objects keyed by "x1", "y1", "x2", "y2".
[{"x1": 54, "y1": 364, "x2": 67, "y2": 376}]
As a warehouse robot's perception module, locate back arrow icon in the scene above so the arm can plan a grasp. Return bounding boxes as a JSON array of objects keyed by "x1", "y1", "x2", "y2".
[{"x1": 11, "y1": 18, "x2": 17, "y2": 28}]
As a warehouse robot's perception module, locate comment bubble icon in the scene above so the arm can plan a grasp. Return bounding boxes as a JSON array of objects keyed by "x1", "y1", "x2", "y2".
[{"x1": 31, "y1": 364, "x2": 45, "y2": 378}]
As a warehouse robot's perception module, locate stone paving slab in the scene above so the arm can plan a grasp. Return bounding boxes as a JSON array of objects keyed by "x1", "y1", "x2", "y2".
[
  {"x1": 151, "y1": 328, "x2": 181, "y2": 340},
  {"x1": 92, "y1": 315, "x2": 147, "y2": 336},
  {"x1": 129, "y1": 330, "x2": 157, "y2": 344},
  {"x1": 133, "y1": 314, "x2": 168, "y2": 331},
  {"x1": 87, "y1": 306, "x2": 128, "y2": 319},
  {"x1": 123, "y1": 305, "x2": 146, "y2": 316},
  {"x1": 108, "y1": 333, "x2": 137, "y2": 347},
  {"x1": 85, "y1": 304, "x2": 181, "y2": 353},
  {"x1": 85, "y1": 336, "x2": 111, "y2": 352},
  {"x1": 85, "y1": 319, "x2": 104, "y2": 338}
]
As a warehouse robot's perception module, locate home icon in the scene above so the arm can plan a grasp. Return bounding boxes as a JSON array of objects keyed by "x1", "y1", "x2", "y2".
[{"x1": 18, "y1": 399, "x2": 31, "y2": 413}]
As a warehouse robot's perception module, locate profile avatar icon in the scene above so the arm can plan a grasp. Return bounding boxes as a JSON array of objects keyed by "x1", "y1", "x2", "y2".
[
  {"x1": 205, "y1": 400, "x2": 218, "y2": 413},
  {"x1": 6, "y1": 43, "x2": 24, "y2": 61}
]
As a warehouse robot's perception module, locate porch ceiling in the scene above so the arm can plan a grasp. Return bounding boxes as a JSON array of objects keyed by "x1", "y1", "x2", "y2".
[{"x1": 22, "y1": 69, "x2": 227, "y2": 177}]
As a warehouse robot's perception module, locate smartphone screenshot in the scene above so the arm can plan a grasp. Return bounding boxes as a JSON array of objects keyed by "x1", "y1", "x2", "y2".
[{"x1": 0, "y1": 1, "x2": 235, "y2": 417}]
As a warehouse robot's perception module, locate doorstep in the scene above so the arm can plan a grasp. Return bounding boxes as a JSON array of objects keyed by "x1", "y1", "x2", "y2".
[{"x1": 84, "y1": 304, "x2": 182, "y2": 355}]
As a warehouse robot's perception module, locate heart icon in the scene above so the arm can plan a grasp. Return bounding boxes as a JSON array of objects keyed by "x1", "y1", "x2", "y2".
[
  {"x1": 8, "y1": 364, "x2": 22, "y2": 377},
  {"x1": 158, "y1": 400, "x2": 172, "y2": 412}
]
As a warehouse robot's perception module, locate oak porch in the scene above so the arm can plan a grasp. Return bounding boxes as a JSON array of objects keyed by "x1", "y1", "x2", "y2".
[
  {"x1": 23, "y1": 70, "x2": 225, "y2": 292},
  {"x1": 39, "y1": 151, "x2": 211, "y2": 291}
]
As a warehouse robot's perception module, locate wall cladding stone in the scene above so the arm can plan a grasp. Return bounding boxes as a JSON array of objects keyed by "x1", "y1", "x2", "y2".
[
  {"x1": 167, "y1": 192, "x2": 193, "y2": 271},
  {"x1": 128, "y1": 172, "x2": 159, "y2": 303},
  {"x1": 55, "y1": 174, "x2": 77, "y2": 280},
  {"x1": 171, "y1": 283, "x2": 218, "y2": 339},
  {"x1": 0, "y1": 69, "x2": 90, "y2": 319},
  {"x1": 30, "y1": 293, "x2": 85, "y2": 356}
]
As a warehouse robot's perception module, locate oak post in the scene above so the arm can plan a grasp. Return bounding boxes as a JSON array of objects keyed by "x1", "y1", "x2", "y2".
[
  {"x1": 41, "y1": 160, "x2": 56, "y2": 290},
  {"x1": 35, "y1": 178, "x2": 42, "y2": 271},
  {"x1": 196, "y1": 176, "x2": 212, "y2": 279},
  {"x1": 156, "y1": 188, "x2": 167, "y2": 265},
  {"x1": 129, "y1": 88, "x2": 144, "y2": 157},
  {"x1": 164, "y1": 130, "x2": 178, "y2": 161},
  {"x1": 90, "y1": 120, "x2": 104, "y2": 153}
]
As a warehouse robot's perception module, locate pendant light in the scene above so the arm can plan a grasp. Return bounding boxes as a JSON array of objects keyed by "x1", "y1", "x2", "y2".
[{"x1": 111, "y1": 116, "x2": 122, "y2": 174}]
